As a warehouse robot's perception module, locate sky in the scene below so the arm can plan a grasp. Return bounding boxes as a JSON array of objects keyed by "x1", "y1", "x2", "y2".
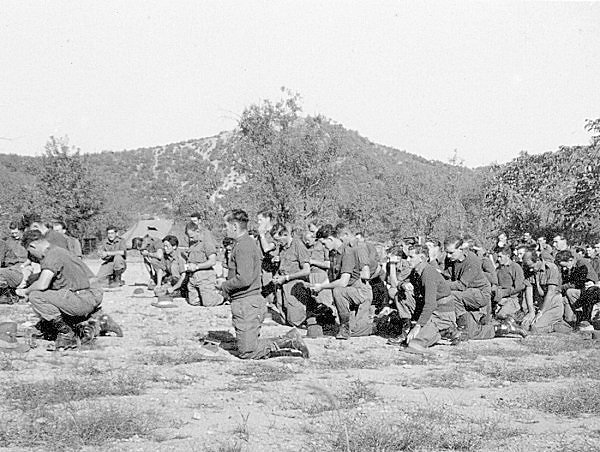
[{"x1": 1, "y1": 1, "x2": 599, "y2": 167}]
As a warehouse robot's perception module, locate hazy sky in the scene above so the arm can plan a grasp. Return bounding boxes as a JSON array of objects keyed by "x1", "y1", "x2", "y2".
[{"x1": 1, "y1": 1, "x2": 599, "y2": 167}]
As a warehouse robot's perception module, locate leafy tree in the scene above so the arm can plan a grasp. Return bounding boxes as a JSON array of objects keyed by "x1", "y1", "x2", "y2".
[
  {"x1": 36, "y1": 136, "x2": 104, "y2": 238},
  {"x1": 226, "y1": 90, "x2": 343, "y2": 224}
]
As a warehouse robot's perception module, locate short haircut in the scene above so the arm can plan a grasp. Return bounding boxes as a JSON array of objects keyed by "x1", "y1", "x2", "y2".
[
  {"x1": 407, "y1": 244, "x2": 429, "y2": 257},
  {"x1": 190, "y1": 212, "x2": 203, "y2": 219},
  {"x1": 8, "y1": 220, "x2": 23, "y2": 231},
  {"x1": 224, "y1": 209, "x2": 249, "y2": 228},
  {"x1": 426, "y1": 237, "x2": 442, "y2": 248},
  {"x1": 185, "y1": 221, "x2": 199, "y2": 232},
  {"x1": 316, "y1": 224, "x2": 337, "y2": 240},
  {"x1": 106, "y1": 225, "x2": 118, "y2": 233},
  {"x1": 271, "y1": 223, "x2": 289, "y2": 237},
  {"x1": 21, "y1": 229, "x2": 43, "y2": 248},
  {"x1": 554, "y1": 234, "x2": 566, "y2": 241},
  {"x1": 257, "y1": 209, "x2": 275, "y2": 221},
  {"x1": 443, "y1": 236, "x2": 463, "y2": 249},
  {"x1": 574, "y1": 246, "x2": 586, "y2": 254},
  {"x1": 498, "y1": 247, "x2": 513, "y2": 257},
  {"x1": 524, "y1": 250, "x2": 540, "y2": 263},
  {"x1": 162, "y1": 235, "x2": 179, "y2": 247},
  {"x1": 53, "y1": 220, "x2": 67, "y2": 230},
  {"x1": 334, "y1": 222, "x2": 352, "y2": 237},
  {"x1": 223, "y1": 237, "x2": 234, "y2": 248},
  {"x1": 555, "y1": 250, "x2": 574, "y2": 263},
  {"x1": 25, "y1": 213, "x2": 42, "y2": 227}
]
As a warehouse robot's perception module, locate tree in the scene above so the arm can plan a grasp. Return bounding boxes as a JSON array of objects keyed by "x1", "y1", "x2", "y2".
[
  {"x1": 226, "y1": 90, "x2": 343, "y2": 224},
  {"x1": 36, "y1": 136, "x2": 104, "y2": 238}
]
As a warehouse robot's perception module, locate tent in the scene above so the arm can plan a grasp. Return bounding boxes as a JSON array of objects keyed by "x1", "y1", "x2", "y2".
[{"x1": 121, "y1": 218, "x2": 188, "y2": 249}]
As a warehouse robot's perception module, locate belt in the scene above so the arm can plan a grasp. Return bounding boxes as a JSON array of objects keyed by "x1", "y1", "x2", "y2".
[{"x1": 72, "y1": 288, "x2": 91, "y2": 295}]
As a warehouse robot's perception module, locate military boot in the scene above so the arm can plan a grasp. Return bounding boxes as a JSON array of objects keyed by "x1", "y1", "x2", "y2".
[
  {"x1": 270, "y1": 328, "x2": 309, "y2": 358},
  {"x1": 49, "y1": 318, "x2": 79, "y2": 351},
  {"x1": 336, "y1": 322, "x2": 351, "y2": 340},
  {"x1": 386, "y1": 318, "x2": 411, "y2": 346},
  {"x1": 494, "y1": 317, "x2": 527, "y2": 338}
]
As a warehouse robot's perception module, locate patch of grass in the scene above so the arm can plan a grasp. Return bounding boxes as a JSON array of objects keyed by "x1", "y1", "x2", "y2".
[
  {"x1": 3, "y1": 373, "x2": 146, "y2": 410},
  {"x1": 0, "y1": 401, "x2": 158, "y2": 451},
  {"x1": 523, "y1": 382, "x2": 600, "y2": 417},
  {"x1": 231, "y1": 363, "x2": 297, "y2": 382},
  {"x1": 232, "y1": 412, "x2": 250, "y2": 442},
  {"x1": 139, "y1": 349, "x2": 229, "y2": 366},
  {"x1": 521, "y1": 334, "x2": 600, "y2": 356},
  {"x1": 205, "y1": 442, "x2": 243, "y2": 452},
  {"x1": 476, "y1": 359, "x2": 600, "y2": 383},
  {"x1": 293, "y1": 379, "x2": 378, "y2": 415},
  {"x1": 314, "y1": 353, "x2": 433, "y2": 371},
  {"x1": 399, "y1": 368, "x2": 468, "y2": 389},
  {"x1": 320, "y1": 405, "x2": 522, "y2": 452}
]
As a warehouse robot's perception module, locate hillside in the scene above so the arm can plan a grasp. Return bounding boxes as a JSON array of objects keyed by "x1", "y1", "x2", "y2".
[{"x1": 0, "y1": 122, "x2": 480, "y2": 241}]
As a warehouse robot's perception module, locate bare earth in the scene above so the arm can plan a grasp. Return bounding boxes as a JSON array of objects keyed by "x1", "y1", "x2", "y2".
[{"x1": 1, "y1": 257, "x2": 600, "y2": 452}]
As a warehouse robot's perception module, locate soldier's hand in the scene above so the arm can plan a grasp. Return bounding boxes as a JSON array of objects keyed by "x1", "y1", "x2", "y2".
[
  {"x1": 310, "y1": 283, "x2": 323, "y2": 293},
  {"x1": 141, "y1": 250, "x2": 149, "y2": 256},
  {"x1": 15, "y1": 289, "x2": 28, "y2": 300},
  {"x1": 403, "y1": 282, "x2": 414, "y2": 292}
]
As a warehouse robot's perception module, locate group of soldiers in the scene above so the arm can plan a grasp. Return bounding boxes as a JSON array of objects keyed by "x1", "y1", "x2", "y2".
[
  {"x1": 0, "y1": 216, "x2": 121, "y2": 351},
  {"x1": 2, "y1": 210, "x2": 599, "y2": 358}
]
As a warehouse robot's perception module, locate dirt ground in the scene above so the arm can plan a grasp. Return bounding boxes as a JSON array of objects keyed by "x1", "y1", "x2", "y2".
[{"x1": 1, "y1": 257, "x2": 600, "y2": 452}]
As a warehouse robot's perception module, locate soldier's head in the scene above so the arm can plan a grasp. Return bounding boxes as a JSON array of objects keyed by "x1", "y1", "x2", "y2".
[
  {"x1": 444, "y1": 236, "x2": 465, "y2": 262},
  {"x1": 334, "y1": 223, "x2": 354, "y2": 245},
  {"x1": 162, "y1": 235, "x2": 179, "y2": 255},
  {"x1": 190, "y1": 212, "x2": 203, "y2": 226},
  {"x1": 522, "y1": 250, "x2": 541, "y2": 271},
  {"x1": 224, "y1": 209, "x2": 249, "y2": 239},
  {"x1": 106, "y1": 226, "x2": 118, "y2": 242},
  {"x1": 8, "y1": 220, "x2": 23, "y2": 240},
  {"x1": 316, "y1": 224, "x2": 341, "y2": 252},
  {"x1": 27, "y1": 214, "x2": 49, "y2": 235},
  {"x1": 553, "y1": 234, "x2": 568, "y2": 251},
  {"x1": 257, "y1": 209, "x2": 275, "y2": 231},
  {"x1": 271, "y1": 223, "x2": 292, "y2": 247},
  {"x1": 21, "y1": 230, "x2": 49, "y2": 262},
  {"x1": 407, "y1": 244, "x2": 428, "y2": 269},
  {"x1": 556, "y1": 250, "x2": 576, "y2": 269},
  {"x1": 497, "y1": 247, "x2": 513, "y2": 266},
  {"x1": 52, "y1": 220, "x2": 67, "y2": 234}
]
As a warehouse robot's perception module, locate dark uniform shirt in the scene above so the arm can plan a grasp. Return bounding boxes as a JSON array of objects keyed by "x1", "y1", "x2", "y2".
[
  {"x1": 100, "y1": 236, "x2": 126, "y2": 258},
  {"x1": 446, "y1": 251, "x2": 490, "y2": 291},
  {"x1": 221, "y1": 233, "x2": 262, "y2": 300},
  {"x1": 278, "y1": 237, "x2": 310, "y2": 280},
  {"x1": 44, "y1": 230, "x2": 69, "y2": 250},
  {"x1": 187, "y1": 231, "x2": 218, "y2": 264},
  {"x1": 561, "y1": 257, "x2": 599, "y2": 291},
  {"x1": 330, "y1": 244, "x2": 368, "y2": 285},
  {"x1": 41, "y1": 245, "x2": 92, "y2": 291},
  {"x1": 525, "y1": 261, "x2": 561, "y2": 306},
  {"x1": 1, "y1": 238, "x2": 28, "y2": 267},
  {"x1": 497, "y1": 260, "x2": 525, "y2": 296},
  {"x1": 411, "y1": 263, "x2": 453, "y2": 326}
]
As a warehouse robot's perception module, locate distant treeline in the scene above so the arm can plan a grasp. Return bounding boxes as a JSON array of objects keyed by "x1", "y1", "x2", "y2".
[{"x1": 0, "y1": 95, "x2": 598, "y2": 246}]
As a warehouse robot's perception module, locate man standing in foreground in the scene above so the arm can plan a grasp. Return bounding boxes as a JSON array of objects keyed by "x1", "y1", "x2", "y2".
[{"x1": 218, "y1": 209, "x2": 309, "y2": 359}]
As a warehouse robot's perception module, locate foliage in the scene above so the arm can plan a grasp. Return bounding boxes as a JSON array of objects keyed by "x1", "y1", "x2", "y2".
[
  {"x1": 35, "y1": 137, "x2": 105, "y2": 238},
  {"x1": 227, "y1": 89, "x2": 343, "y2": 223}
]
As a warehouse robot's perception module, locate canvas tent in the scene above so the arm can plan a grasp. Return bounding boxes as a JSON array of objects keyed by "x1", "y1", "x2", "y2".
[{"x1": 121, "y1": 218, "x2": 189, "y2": 249}]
